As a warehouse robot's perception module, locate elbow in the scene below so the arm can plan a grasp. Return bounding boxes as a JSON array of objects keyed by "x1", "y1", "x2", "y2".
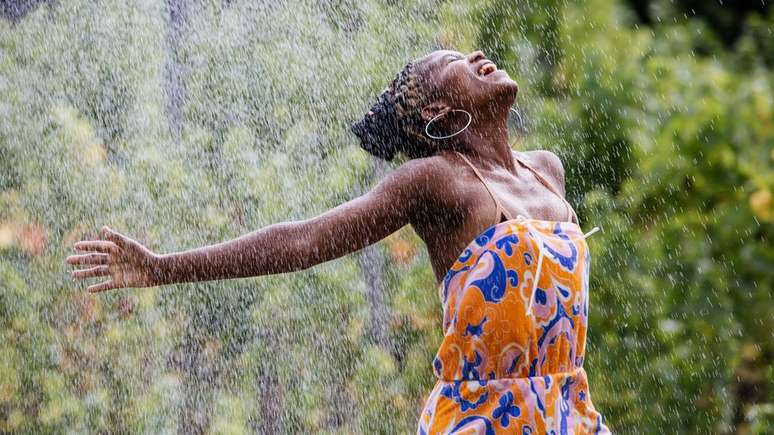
[
  {"x1": 287, "y1": 219, "x2": 351, "y2": 271},
  {"x1": 279, "y1": 220, "x2": 326, "y2": 273},
  {"x1": 274, "y1": 216, "x2": 369, "y2": 274}
]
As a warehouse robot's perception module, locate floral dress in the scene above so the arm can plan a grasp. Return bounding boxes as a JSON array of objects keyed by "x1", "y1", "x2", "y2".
[{"x1": 416, "y1": 152, "x2": 611, "y2": 434}]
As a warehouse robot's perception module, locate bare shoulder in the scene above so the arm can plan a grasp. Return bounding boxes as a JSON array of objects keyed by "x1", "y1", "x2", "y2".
[
  {"x1": 382, "y1": 154, "x2": 460, "y2": 204},
  {"x1": 513, "y1": 149, "x2": 566, "y2": 195},
  {"x1": 515, "y1": 149, "x2": 564, "y2": 173},
  {"x1": 386, "y1": 154, "x2": 456, "y2": 190},
  {"x1": 392, "y1": 154, "x2": 455, "y2": 179}
]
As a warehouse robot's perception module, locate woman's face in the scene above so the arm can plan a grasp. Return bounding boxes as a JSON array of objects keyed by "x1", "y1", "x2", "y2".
[{"x1": 418, "y1": 49, "x2": 519, "y2": 114}]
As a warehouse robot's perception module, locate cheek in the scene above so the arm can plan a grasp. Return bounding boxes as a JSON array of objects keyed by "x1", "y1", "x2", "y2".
[
  {"x1": 431, "y1": 68, "x2": 457, "y2": 95},
  {"x1": 437, "y1": 65, "x2": 478, "y2": 104}
]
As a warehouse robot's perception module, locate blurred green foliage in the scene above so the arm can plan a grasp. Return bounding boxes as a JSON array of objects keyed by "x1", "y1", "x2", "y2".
[{"x1": 1, "y1": 0, "x2": 772, "y2": 433}]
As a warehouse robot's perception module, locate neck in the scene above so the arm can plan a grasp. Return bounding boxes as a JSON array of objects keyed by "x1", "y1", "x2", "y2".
[{"x1": 454, "y1": 106, "x2": 515, "y2": 172}]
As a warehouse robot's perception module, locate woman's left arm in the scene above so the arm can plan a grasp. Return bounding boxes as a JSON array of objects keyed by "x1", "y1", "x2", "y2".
[{"x1": 66, "y1": 156, "x2": 449, "y2": 292}]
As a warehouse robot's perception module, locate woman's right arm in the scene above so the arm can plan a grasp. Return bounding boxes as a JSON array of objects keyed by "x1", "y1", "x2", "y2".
[{"x1": 66, "y1": 156, "x2": 452, "y2": 293}]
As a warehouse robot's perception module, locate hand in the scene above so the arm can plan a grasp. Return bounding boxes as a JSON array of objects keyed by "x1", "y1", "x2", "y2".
[{"x1": 66, "y1": 226, "x2": 161, "y2": 293}]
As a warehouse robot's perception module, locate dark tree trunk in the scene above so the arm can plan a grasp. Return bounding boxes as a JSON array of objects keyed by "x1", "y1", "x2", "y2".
[
  {"x1": 162, "y1": 2, "x2": 211, "y2": 434},
  {"x1": 728, "y1": 346, "x2": 770, "y2": 434},
  {"x1": 171, "y1": 332, "x2": 210, "y2": 435},
  {"x1": 355, "y1": 159, "x2": 392, "y2": 349},
  {"x1": 164, "y1": 0, "x2": 189, "y2": 137},
  {"x1": 358, "y1": 240, "x2": 390, "y2": 347},
  {"x1": 0, "y1": 0, "x2": 50, "y2": 22}
]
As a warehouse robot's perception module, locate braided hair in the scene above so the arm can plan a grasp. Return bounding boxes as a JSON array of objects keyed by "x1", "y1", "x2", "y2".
[{"x1": 351, "y1": 61, "x2": 437, "y2": 161}]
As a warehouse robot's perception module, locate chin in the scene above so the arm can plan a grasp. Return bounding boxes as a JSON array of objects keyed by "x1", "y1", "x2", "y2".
[
  {"x1": 495, "y1": 72, "x2": 519, "y2": 96},
  {"x1": 483, "y1": 71, "x2": 519, "y2": 106}
]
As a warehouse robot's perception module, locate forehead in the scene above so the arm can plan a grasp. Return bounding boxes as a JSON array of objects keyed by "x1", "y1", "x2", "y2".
[
  {"x1": 420, "y1": 49, "x2": 464, "y2": 66},
  {"x1": 414, "y1": 50, "x2": 465, "y2": 78}
]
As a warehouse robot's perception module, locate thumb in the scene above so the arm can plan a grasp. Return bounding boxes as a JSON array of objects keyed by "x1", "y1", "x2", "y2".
[{"x1": 100, "y1": 226, "x2": 126, "y2": 248}]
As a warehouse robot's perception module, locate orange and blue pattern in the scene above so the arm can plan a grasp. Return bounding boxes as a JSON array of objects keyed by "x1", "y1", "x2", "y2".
[{"x1": 418, "y1": 217, "x2": 610, "y2": 434}]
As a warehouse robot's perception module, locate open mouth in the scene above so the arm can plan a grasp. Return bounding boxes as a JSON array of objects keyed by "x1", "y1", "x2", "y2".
[{"x1": 477, "y1": 61, "x2": 497, "y2": 76}]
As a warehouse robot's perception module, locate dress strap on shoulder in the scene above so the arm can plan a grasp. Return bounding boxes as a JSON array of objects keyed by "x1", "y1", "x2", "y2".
[
  {"x1": 455, "y1": 151, "x2": 513, "y2": 225},
  {"x1": 513, "y1": 153, "x2": 579, "y2": 225}
]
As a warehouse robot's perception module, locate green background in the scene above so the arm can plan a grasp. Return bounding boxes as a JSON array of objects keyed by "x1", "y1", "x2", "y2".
[{"x1": 1, "y1": 0, "x2": 772, "y2": 433}]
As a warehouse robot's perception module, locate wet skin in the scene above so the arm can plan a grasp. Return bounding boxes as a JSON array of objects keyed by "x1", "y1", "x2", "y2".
[{"x1": 66, "y1": 50, "x2": 575, "y2": 292}]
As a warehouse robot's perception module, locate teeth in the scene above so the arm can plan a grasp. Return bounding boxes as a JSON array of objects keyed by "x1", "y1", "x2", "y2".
[{"x1": 479, "y1": 63, "x2": 497, "y2": 76}]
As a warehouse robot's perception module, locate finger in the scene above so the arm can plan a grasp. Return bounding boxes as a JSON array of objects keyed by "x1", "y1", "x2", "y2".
[
  {"x1": 71, "y1": 265, "x2": 110, "y2": 279},
  {"x1": 73, "y1": 240, "x2": 119, "y2": 254},
  {"x1": 87, "y1": 280, "x2": 118, "y2": 293},
  {"x1": 66, "y1": 253, "x2": 109, "y2": 266},
  {"x1": 100, "y1": 226, "x2": 127, "y2": 248}
]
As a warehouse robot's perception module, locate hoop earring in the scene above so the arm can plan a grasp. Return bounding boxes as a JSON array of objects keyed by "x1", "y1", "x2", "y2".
[
  {"x1": 509, "y1": 107, "x2": 523, "y2": 126},
  {"x1": 424, "y1": 109, "x2": 472, "y2": 140}
]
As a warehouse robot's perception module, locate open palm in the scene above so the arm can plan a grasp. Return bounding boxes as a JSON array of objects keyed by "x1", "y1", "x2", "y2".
[{"x1": 66, "y1": 226, "x2": 160, "y2": 293}]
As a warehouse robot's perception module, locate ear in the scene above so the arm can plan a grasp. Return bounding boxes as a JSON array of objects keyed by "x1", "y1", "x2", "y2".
[{"x1": 421, "y1": 102, "x2": 451, "y2": 122}]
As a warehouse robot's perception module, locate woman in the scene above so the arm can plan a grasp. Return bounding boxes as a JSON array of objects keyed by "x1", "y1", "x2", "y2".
[{"x1": 67, "y1": 50, "x2": 611, "y2": 434}]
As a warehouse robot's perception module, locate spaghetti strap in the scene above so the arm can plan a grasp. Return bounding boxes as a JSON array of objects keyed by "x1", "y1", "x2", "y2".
[
  {"x1": 513, "y1": 153, "x2": 579, "y2": 225},
  {"x1": 455, "y1": 151, "x2": 513, "y2": 225}
]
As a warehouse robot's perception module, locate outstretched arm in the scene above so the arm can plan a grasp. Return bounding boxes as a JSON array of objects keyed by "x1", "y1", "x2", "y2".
[{"x1": 66, "y1": 158, "x2": 445, "y2": 292}]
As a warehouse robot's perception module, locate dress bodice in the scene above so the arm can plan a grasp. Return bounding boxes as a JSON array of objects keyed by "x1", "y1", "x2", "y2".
[
  {"x1": 416, "y1": 150, "x2": 610, "y2": 434},
  {"x1": 434, "y1": 218, "x2": 593, "y2": 381},
  {"x1": 417, "y1": 218, "x2": 610, "y2": 434}
]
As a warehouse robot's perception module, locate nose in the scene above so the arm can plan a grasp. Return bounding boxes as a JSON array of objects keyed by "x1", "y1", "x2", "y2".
[{"x1": 467, "y1": 50, "x2": 486, "y2": 63}]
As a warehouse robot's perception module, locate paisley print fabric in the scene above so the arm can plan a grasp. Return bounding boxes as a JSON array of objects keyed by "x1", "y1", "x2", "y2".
[{"x1": 417, "y1": 217, "x2": 611, "y2": 434}]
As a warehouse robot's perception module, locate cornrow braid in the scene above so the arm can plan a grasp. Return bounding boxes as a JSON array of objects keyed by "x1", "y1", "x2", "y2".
[{"x1": 351, "y1": 61, "x2": 436, "y2": 161}]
